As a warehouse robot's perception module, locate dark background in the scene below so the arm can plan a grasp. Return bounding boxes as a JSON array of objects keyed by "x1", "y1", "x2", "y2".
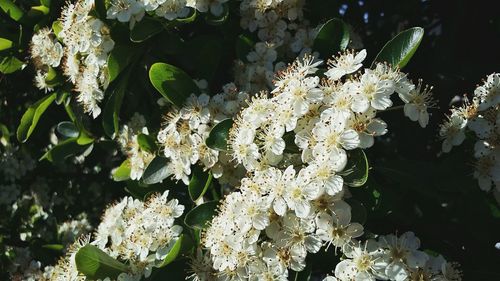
[{"x1": 306, "y1": 0, "x2": 500, "y2": 279}]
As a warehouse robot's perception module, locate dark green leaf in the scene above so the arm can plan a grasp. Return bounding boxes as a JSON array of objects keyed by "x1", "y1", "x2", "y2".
[
  {"x1": 102, "y1": 69, "x2": 131, "y2": 138},
  {"x1": 149, "y1": 62, "x2": 200, "y2": 107},
  {"x1": 341, "y1": 149, "x2": 369, "y2": 187},
  {"x1": 372, "y1": 27, "x2": 424, "y2": 69},
  {"x1": 313, "y1": 18, "x2": 350, "y2": 58},
  {"x1": 0, "y1": 0, "x2": 24, "y2": 22},
  {"x1": 345, "y1": 198, "x2": 367, "y2": 225},
  {"x1": 75, "y1": 244, "x2": 128, "y2": 279},
  {"x1": 130, "y1": 17, "x2": 163, "y2": 42},
  {"x1": 184, "y1": 201, "x2": 218, "y2": 229},
  {"x1": 204, "y1": 4, "x2": 229, "y2": 25},
  {"x1": 142, "y1": 156, "x2": 170, "y2": 184},
  {"x1": 56, "y1": 121, "x2": 79, "y2": 138},
  {"x1": 205, "y1": 119, "x2": 233, "y2": 151},
  {"x1": 17, "y1": 93, "x2": 56, "y2": 142},
  {"x1": 185, "y1": 35, "x2": 222, "y2": 81},
  {"x1": 137, "y1": 133, "x2": 157, "y2": 153},
  {"x1": 188, "y1": 165, "x2": 213, "y2": 201},
  {"x1": 113, "y1": 159, "x2": 131, "y2": 182},
  {"x1": 40, "y1": 138, "x2": 93, "y2": 163},
  {"x1": 107, "y1": 45, "x2": 135, "y2": 83},
  {"x1": 0, "y1": 56, "x2": 23, "y2": 74}
]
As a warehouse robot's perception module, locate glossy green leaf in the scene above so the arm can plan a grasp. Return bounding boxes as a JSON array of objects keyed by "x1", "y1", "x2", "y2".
[
  {"x1": 372, "y1": 27, "x2": 424, "y2": 69},
  {"x1": 56, "y1": 121, "x2": 79, "y2": 138},
  {"x1": 0, "y1": 38, "x2": 13, "y2": 51},
  {"x1": 142, "y1": 156, "x2": 170, "y2": 184},
  {"x1": 75, "y1": 244, "x2": 128, "y2": 279},
  {"x1": 40, "y1": 137, "x2": 93, "y2": 163},
  {"x1": 113, "y1": 159, "x2": 131, "y2": 181},
  {"x1": 184, "y1": 201, "x2": 218, "y2": 229},
  {"x1": 205, "y1": 4, "x2": 229, "y2": 25},
  {"x1": 235, "y1": 34, "x2": 254, "y2": 62},
  {"x1": 205, "y1": 119, "x2": 233, "y2": 151},
  {"x1": 107, "y1": 45, "x2": 135, "y2": 83},
  {"x1": 102, "y1": 69, "x2": 131, "y2": 138},
  {"x1": 130, "y1": 17, "x2": 163, "y2": 42},
  {"x1": 52, "y1": 20, "x2": 62, "y2": 39},
  {"x1": 29, "y1": 5, "x2": 49, "y2": 16},
  {"x1": 77, "y1": 131, "x2": 94, "y2": 145},
  {"x1": 341, "y1": 149, "x2": 369, "y2": 187},
  {"x1": 188, "y1": 165, "x2": 213, "y2": 201},
  {"x1": 149, "y1": 62, "x2": 200, "y2": 107},
  {"x1": 137, "y1": 133, "x2": 157, "y2": 153},
  {"x1": 0, "y1": 56, "x2": 23, "y2": 74},
  {"x1": 17, "y1": 93, "x2": 56, "y2": 143},
  {"x1": 186, "y1": 35, "x2": 222, "y2": 81},
  {"x1": 157, "y1": 234, "x2": 194, "y2": 267},
  {"x1": 313, "y1": 18, "x2": 350, "y2": 58},
  {"x1": 0, "y1": 0, "x2": 24, "y2": 22}
]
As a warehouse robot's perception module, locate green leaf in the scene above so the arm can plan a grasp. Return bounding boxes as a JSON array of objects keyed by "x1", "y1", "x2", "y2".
[
  {"x1": 137, "y1": 133, "x2": 157, "y2": 153},
  {"x1": 113, "y1": 159, "x2": 131, "y2": 181},
  {"x1": 184, "y1": 201, "x2": 218, "y2": 230},
  {"x1": 56, "y1": 121, "x2": 79, "y2": 138},
  {"x1": 204, "y1": 4, "x2": 229, "y2": 25},
  {"x1": 42, "y1": 244, "x2": 64, "y2": 251},
  {"x1": 75, "y1": 244, "x2": 128, "y2": 280},
  {"x1": 0, "y1": 56, "x2": 23, "y2": 74},
  {"x1": 157, "y1": 234, "x2": 194, "y2": 267},
  {"x1": 313, "y1": 18, "x2": 350, "y2": 58},
  {"x1": 107, "y1": 45, "x2": 135, "y2": 83},
  {"x1": 40, "y1": 138, "x2": 93, "y2": 163},
  {"x1": 345, "y1": 198, "x2": 367, "y2": 225},
  {"x1": 0, "y1": 0, "x2": 24, "y2": 22},
  {"x1": 206, "y1": 119, "x2": 233, "y2": 151},
  {"x1": 29, "y1": 5, "x2": 49, "y2": 16},
  {"x1": 372, "y1": 27, "x2": 424, "y2": 69},
  {"x1": 341, "y1": 149, "x2": 369, "y2": 187},
  {"x1": 77, "y1": 131, "x2": 94, "y2": 145},
  {"x1": 52, "y1": 20, "x2": 62, "y2": 39},
  {"x1": 130, "y1": 17, "x2": 163, "y2": 42},
  {"x1": 16, "y1": 93, "x2": 56, "y2": 142},
  {"x1": 149, "y1": 62, "x2": 200, "y2": 107},
  {"x1": 0, "y1": 38, "x2": 13, "y2": 51},
  {"x1": 235, "y1": 34, "x2": 254, "y2": 62},
  {"x1": 188, "y1": 165, "x2": 213, "y2": 202},
  {"x1": 142, "y1": 156, "x2": 170, "y2": 184},
  {"x1": 102, "y1": 69, "x2": 131, "y2": 138}
]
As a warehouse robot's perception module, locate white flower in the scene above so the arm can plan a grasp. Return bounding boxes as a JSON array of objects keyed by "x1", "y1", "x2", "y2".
[
  {"x1": 316, "y1": 200, "x2": 364, "y2": 249},
  {"x1": 284, "y1": 169, "x2": 321, "y2": 218},
  {"x1": 30, "y1": 28, "x2": 63, "y2": 67},
  {"x1": 348, "y1": 110, "x2": 387, "y2": 149},
  {"x1": 400, "y1": 80, "x2": 435, "y2": 128},
  {"x1": 107, "y1": 0, "x2": 145, "y2": 28},
  {"x1": 356, "y1": 69, "x2": 395, "y2": 111},
  {"x1": 276, "y1": 76, "x2": 323, "y2": 116},
  {"x1": 334, "y1": 241, "x2": 387, "y2": 281},
  {"x1": 475, "y1": 73, "x2": 500, "y2": 110},
  {"x1": 325, "y1": 49, "x2": 367, "y2": 81},
  {"x1": 439, "y1": 114, "x2": 467, "y2": 153}
]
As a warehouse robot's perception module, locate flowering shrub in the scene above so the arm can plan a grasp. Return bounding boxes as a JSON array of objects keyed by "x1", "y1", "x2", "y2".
[{"x1": 1, "y1": 0, "x2": 499, "y2": 280}]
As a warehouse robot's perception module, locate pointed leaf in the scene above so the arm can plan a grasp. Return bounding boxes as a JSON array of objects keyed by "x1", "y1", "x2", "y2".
[
  {"x1": 0, "y1": 0, "x2": 24, "y2": 22},
  {"x1": 0, "y1": 56, "x2": 23, "y2": 74},
  {"x1": 188, "y1": 165, "x2": 212, "y2": 201},
  {"x1": 130, "y1": 17, "x2": 163, "y2": 42},
  {"x1": 206, "y1": 119, "x2": 233, "y2": 151},
  {"x1": 137, "y1": 133, "x2": 157, "y2": 153},
  {"x1": 372, "y1": 27, "x2": 424, "y2": 69},
  {"x1": 0, "y1": 38, "x2": 13, "y2": 51},
  {"x1": 184, "y1": 201, "x2": 218, "y2": 230},
  {"x1": 17, "y1": 93, "x2": 56, "y2": 142},
  {"x1": 113, "y1": 159, "x2": 131, "y2": 182},
  {"x1": 75, "y1": 244, "x2": 128, "y2": 279},
  {"x1": 149, "y1": 62, "x2": 200, "y2": 107},
  {"x1": 142, "y1": 156, "x2": 170, "y2": 184},
  {"x1": 313, "y1": 18, "x2": 350, "y2": 58}
]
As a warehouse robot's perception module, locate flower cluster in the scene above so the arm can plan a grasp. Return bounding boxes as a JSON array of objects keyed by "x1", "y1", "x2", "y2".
[
  {"x1": 199, "y1": 51, "x2": 439, "y2": 280},
  {"x1": 157, "y1": 83, "x2": 248, "y2": 186},
  {"x1": 107, "y1": 0, "x2": 229, "y2": 28},
  {"x1": 59, "y1": 0, "x2": 115, "y2": 118},
  {"x1": 117, "y1": 113, "x2": 155, "y2": 180},
  {"x1": 46, "y1": 190, "x2": 184, "y2": 280},
  {"x1": 439, "y1": 73, "x2": 500, "y2": 201},
  {"x1": 230, "y1": 51, "x2": 431, "y2": 172},
  {"x1": 323, "y1": 232, "x2": 462, "y2": 281},
  {"x1": 30, "y1": 28, "x2": 64, "y2": 92}
]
